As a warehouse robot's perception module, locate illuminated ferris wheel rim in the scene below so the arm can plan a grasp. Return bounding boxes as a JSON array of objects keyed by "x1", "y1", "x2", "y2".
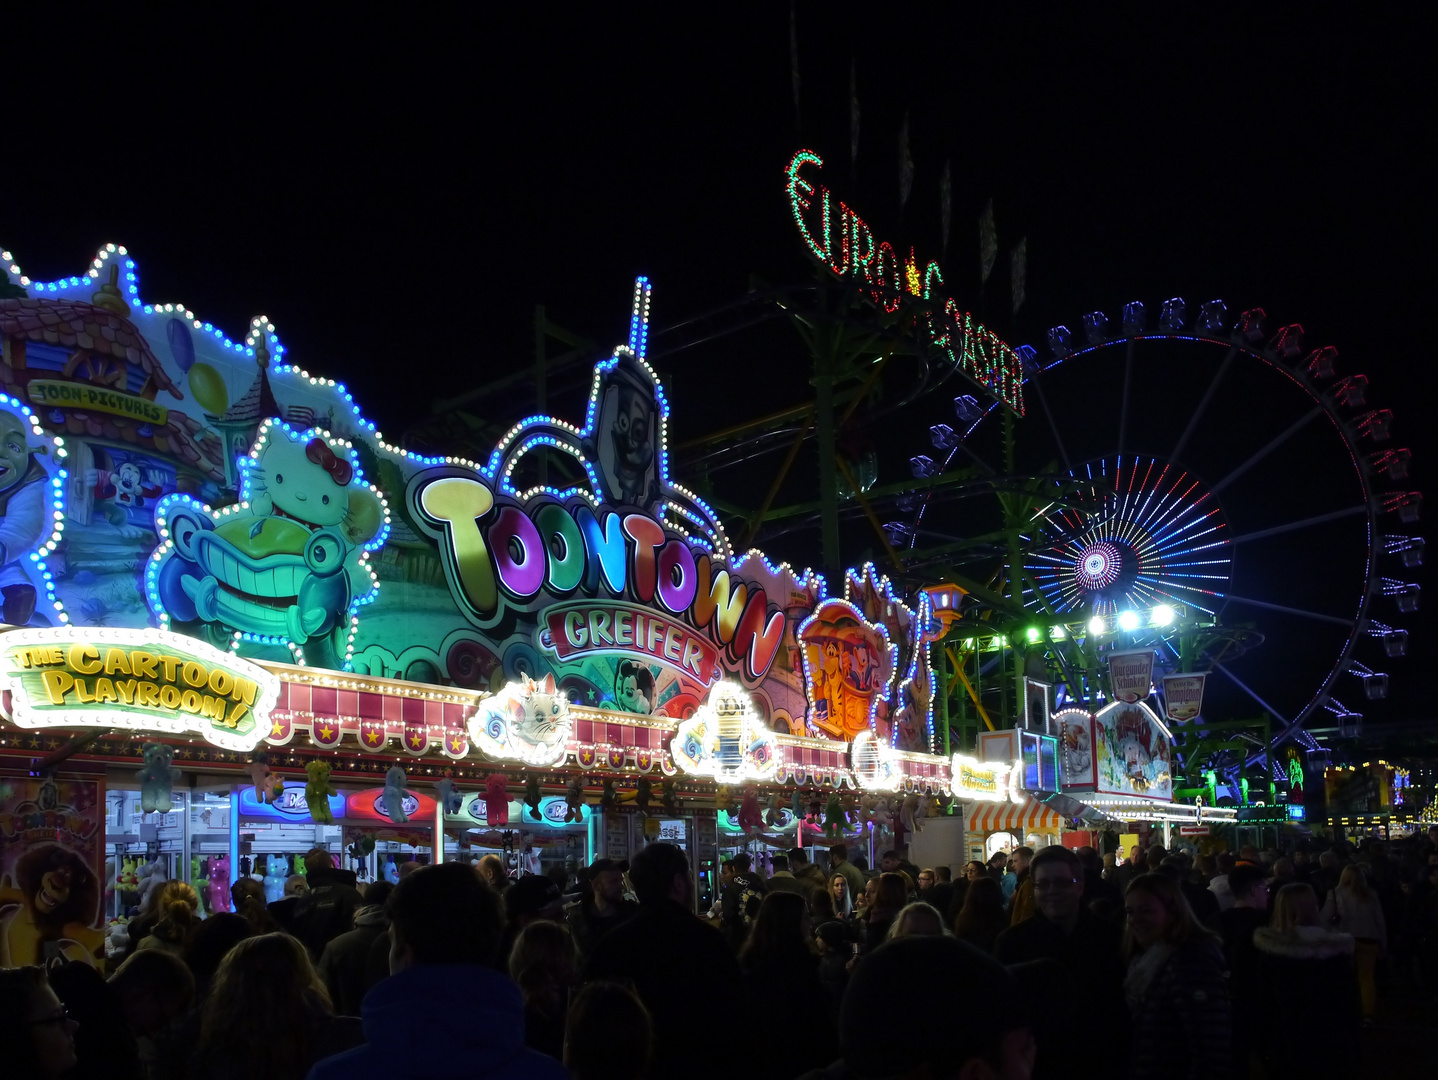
[{"x1": 906, "y1": 297, "x2": 1414, "y2": 755}]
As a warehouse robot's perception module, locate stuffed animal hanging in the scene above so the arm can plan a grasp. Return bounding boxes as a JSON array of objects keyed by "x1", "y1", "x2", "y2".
[
  {"x1": 247, "y1": 757, "x2": 270, "y2": 801},
  {"x1": 858, "y1": 792, "x2": 878, "y2": 830},
  {"x1": 265, "y1": 770, "x2": 285, "y2": 804},
  {"x1": 763, "y1": 791, "x2": 783, "y2": 828},
  {"x1": 383, "y1": 766, "x2": 410, "y2": 823},
  {"x1": 484, "y1": 773, "x2": 510, "y2": 825},
  {"x1": 790, "y1": 785, "x2": 805, "y2": 822},
  {"x1": 263, "y1": 854, "x2": 288, "y2": 903},
  {"x1": 305, "y1": 760, "x2": 338, "y2": 824},
  {"x1": 715, "y1": 785, "x2": 738, "y2": 815},
  {"x1": 383, "y1": 856, "x2": 400, "y2": 885},
  {"x1": 824, "y1": 792, "x2": 846, "y2": 840},
  {"x1": 136, "y1": 742, "x2": 175, "y2": 813},
  {"x1": 206, "y1": 855, "x2": 231, "y2": 913},
  {"x1": 136, "y1": 855, "x2": 168, "y2": 910},
  {"x1": 564, "y1": 777, "x2": 585, "y2": 823},
  {"x1": 437, "y1": 774, "x2": 463, "y2": 815},
  {"x1": 601, "y1": 778, "x2": 618, "y2": 809},
  {"x1": 635, "y1": 777, "x2": 653, "y2": 816},
  {"x1": 524, "y1": 775, "x2": 543, "y2": 821},
  {"x1": 661, "y1": 779, "x2": 680, "y2": 814},
  {"x1": 807, "y1": 787, "x2": 823, "y2": 825},
  {"x1": 738, "y1": 784, "x2": 763, "y2": 835}
]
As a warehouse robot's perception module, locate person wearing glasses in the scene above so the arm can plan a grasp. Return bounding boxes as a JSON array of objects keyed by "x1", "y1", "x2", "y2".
[{"x1": 0, "y1": 966, "x2": 80, "y2": 1078}]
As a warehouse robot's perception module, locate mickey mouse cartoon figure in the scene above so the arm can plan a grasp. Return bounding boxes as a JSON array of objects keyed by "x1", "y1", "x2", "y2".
[{"x1": 89, "y1": 461, "x2": 165, "y2": 526}]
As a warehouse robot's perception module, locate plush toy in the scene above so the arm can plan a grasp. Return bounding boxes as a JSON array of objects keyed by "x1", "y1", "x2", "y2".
[
  {"x1": 207, "y1": 857, "x2": 231, "y2": 914},
  {"x1": 763, "y1": 792, "x2": 784, "y2": 828},
  {"x1": 900, "y1": 794, "x2": 921, "y2": 836},
  {"x1": 564, "y1": 778, "x2": 585, "y2": 823},
  {"x1": 737, "y1": 785, "x2": 763, "y2": 834},
  {"x1": 263, "y1": 854, "x2": 288, "y2": 903},
  {"x1": 383, "y1": 856, "x2": 400, "y2": 885},
  {"x1": 105, "y1": 918, "x2": 130, "y2": 961},
  {"x1": 858, "y1": 793, "x2": 878, "y2": 830},
  {"x1": 135, "y1": 856, "x2": 168, "y2": 910},
  {"x1": 136, "y1": 742, "x2": 175, "y2": 813},
  {"x1": 635, "y1": 777, "x2": 653, "y2": 815},
  {"x1": 601, "y1": 778, "x2": 618, "y2": 809},
  {"x1": 265, "y1": 770, "x2": 285, "y2": 805},
  {"x1": 247, "y1": 758, "x2": 270, "y2": 801},
  {"x1": 437, "y1": 775, "x2": 463, "y2": 815},
  {"x1": 189, "y1": 856, "x2": 207, "y2": 910},
  {"x1": 305, "y1": 760, "x2": 338, "y2": 825},
  {"x1": 523, "y1": 775, "x2": 542, "y2": 821},
  {"x1": 789, "y1": 786, "x2": 805, "y2": 822},
  {"x1": 807, "y1": 788, "x2": 823, "y2": 825},
  {"x1": 660, "y1": 779, "x2": 679, "y2": 815},
  {"x1": 484, "y1": 773, "x2": 510, "y2": 825},
  {"x1": 715, "y1": 785, "x2": 738, "y2": 815},
  {"x1": 871, "y1": 795, "x2": 892, "y2": 828},
  {"x1": 383, "y1": 767, "x2": 409, "y2": 823},
  {"x1": 117, "y1": 856, "x2": 140, "y2": 897},
  {"x1": 824, "y1": 792, "x2": 846, "y2": 840}
]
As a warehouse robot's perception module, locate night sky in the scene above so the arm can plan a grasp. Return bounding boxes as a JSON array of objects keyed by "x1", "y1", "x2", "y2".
[{"x1": 2, "y1": 8, "x2": 1431, "y2": 730}]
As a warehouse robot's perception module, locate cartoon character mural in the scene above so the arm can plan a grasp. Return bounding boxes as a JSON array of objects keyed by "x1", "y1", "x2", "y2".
[
  {"x1": 588, "y1": 349, "x2": 659, "y2": 509},
  {"x1": 0, "y1": 396, "x2": 65, "y2": 626},
  {"x1": 799, "y1": 599, "x2": 894, "y2": 741},
  {"x1": 1092, "y1": 701, "x2": 1173, "y2": 800},
  {"x1": 470, "y1": 674, "x2": 573, "y2": 766},
  {"x1": 90, "y1": 460, "x2": 165, "y2": 525},
  {"x1": 148, "y1": 421, "x2": 387, "y2": 665}
]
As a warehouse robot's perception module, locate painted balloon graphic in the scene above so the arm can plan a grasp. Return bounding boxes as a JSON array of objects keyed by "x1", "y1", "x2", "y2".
[
  {"x1": 187, "y1": 363, "x2": 229, "y2": 416},
  {"x1": 166, "y1": 317, "x2": 195, "y2": 372}
]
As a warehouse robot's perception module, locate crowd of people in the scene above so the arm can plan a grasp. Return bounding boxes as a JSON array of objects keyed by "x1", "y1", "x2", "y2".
[{"x1": 3, "y1": 824, "x2": 1437, "y2": 1080}]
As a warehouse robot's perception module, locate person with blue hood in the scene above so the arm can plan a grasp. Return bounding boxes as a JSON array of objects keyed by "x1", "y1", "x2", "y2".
[{"x1": 305, "y1": 862, "x2": 566, "y2": 1080}]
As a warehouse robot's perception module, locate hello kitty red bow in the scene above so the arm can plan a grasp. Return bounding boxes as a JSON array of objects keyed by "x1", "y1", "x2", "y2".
[{"x1": 305, "y1": 438, "x2": 353, "y2": 486}]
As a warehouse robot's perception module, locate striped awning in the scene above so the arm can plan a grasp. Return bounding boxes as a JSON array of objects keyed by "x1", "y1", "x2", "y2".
[{"x1": 965, "y1": 797, "x2": 1064, "y2": 834}]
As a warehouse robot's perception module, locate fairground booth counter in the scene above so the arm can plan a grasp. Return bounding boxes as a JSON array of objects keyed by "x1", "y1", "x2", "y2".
[{"x1": 0, "y1": 247, "x2": 1223, "y2": 969}]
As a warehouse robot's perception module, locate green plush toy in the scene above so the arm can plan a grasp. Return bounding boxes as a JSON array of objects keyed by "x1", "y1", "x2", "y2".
[{"x1": 305, "y1": 760, "x2": 337, "y2": 825}]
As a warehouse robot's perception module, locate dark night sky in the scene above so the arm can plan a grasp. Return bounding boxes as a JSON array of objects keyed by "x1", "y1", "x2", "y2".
[{"x1": 2, "y1": 6, "x2": 1432, "y2": 727}]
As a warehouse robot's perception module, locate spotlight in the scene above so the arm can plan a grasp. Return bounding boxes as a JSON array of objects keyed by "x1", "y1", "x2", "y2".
[
  {"x1": 1025, "y1": 627, "x2": 1042, "y2": 643},
  {"x1": 1087, "y1": 615, "x2": 1107, "y2": 636},
  {"x1": 1151, "y1": 605, "x2": 1175, "y2": 627},
  {"x1": 1117, "y1": 611, "x2": 1141, "y2": 632}
]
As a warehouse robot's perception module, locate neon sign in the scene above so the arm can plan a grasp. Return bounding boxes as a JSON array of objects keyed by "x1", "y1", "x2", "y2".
[
  {"x1": 0, "y1": 626, "x2": 279, "y2": 752},
  {"x1": 786, "y1": 150, "x2": 1024, "y2": 415}
]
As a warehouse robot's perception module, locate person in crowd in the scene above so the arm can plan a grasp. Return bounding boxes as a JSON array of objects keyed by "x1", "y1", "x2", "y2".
[
  {"x1": 828, "y1": 844, "x2": 866, "y2": 906},
  {"x1": 1121, "y1": 873, "x2": 1230, "y2": 1080},
  {"x1": 584, "y1": 843, "x2": 743, "y2": 1080},
  {"x1": 1310, "y1": 849, "x2": 1341, "y2": 906},
  {"x1": 952, "y1": 876, "x2": 1008, "y2": 955},
  {"x1": 721, "y1": 852, "x2": 766, "y2": 950},
  {"x1": 498, "y1": 874, "x2": 566, "y2": 964},
  {"x1": 809, "y1": 883, "x2": 837, "y2": 925},
  {"x1": 290, "y1": 848, "x2": 364, "y2": 963},
  {"x1": 1321, "y1": 865, "x2": 1387, "y2": 1018},
  {"x1": 0, "y1": 966, "x2": 82, "y2": 1080},
  {"x1": 926, "y1": 866, "x2": 955, "y2": 916},
  {"x1": 317, "y1": 880, "x2": 394, "y2": 1017},
  {"x1": 828, "y1": 872, "x2": 854, "y2": 921},
  {"x1": 888, "y1": 901, "x2": 946, "y2": 939},
  {"x1": 861, "y1": 873, "x2": 906, "y2": 948},
  {"x1": 1112, "y1": 845, "x2": 1144, "y2": 895},
  {"x1": 737, "y1": 892, "x2": 834, "y2": 1077},
  {"x1": 986, "y1": 850, "x2": 1009, "y2": 885},
  {"x1": 1253, "y1": 883, "x2": 1358, "y2": 1079},
  {"x1": 1007, "y1": 847, "x2": 1036, "y2": 923},
  {"x1": 1216, "y1": 862, "x2": 1269, "y2": 1077},
  {"x1": 765, "y1": 853, "x2": 807, "y2": 897},
  {"x1": 813, "y1": 920, "x2": 851, "y2": 1010},
  {"x1": 182, "y1": 911, "x2": 253, "y2": 1000},
  {"x1": 109, "y1": 948, "x2": 196, "y2": 1080},
  {"x1": 954, "y1": 860, "x2": 985, "y2": 914},
  {"x1": 193, "y1": 932, "x2": 360, "y2": 1080},
  {"x1": 1075, "y1": 846, "x2": 1120, "y2": 912},
  {"x1": 477, "y1": 853, "x2": 508, "y2": 891},
  {"x1": 565, "y1": 858, "x2": 638, "y2": 963},
  {"x1": 563, "y1": 981, "x2": 653, "y2": 1080},
  {"x1": 230, "y1": 877, "x2": 278, "y2": 934},
  {"x1": 1270, "y1": 857, "x2": 1296, "y2": 893},
  {"x1": 1158, "y1": 855, "x2": 1219, "y2": 926},
  {"x1": 308, "y1": 863, "x2": 566, "y2": 1080},
  {"x1": 794, "y1": 936, "x2": 1036, "y2": 1080},
  {"x1": 268, "y1": 873, "x2": 310, "y2": 934},
  {"x1": 508, "y1": 920, "x2": 577, "y2": 1061},
  {"x1": 790, "y1": 847, "x2": 828, "y2": 895},
  {"x1": 134, "y1": 881, "x2": 201, "y2": 957},
  {"x1": 1208, "y1": 852, "x2": 1237, "y2": 911}
]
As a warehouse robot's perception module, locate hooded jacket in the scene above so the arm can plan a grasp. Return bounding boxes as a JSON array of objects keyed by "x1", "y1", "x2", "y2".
[
  {"x1": 1252, "y1": 926, "x2": 1358, "y2": 1078},
  {"x1": 305, "y1": 963, "x2": 567, "y2": 1080},
  {"x1": 317, "y1": 904, "x2": 390, "y2": 1017}
]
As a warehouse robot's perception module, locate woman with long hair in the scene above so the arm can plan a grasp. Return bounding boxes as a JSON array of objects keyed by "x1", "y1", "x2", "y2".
[
  {"x1": 951, "y1": 876, "x2": 1008, "y2": 955},
  {"x1": 862, "y1": 873, "x2": 907, "y2": 949},
  {"x1": 1321, "y1": 865, "x2": 1386, "y2": 1017},
  {"x1": 1254, "y1": 882, "x2": 1358, "y2": 1078},
  {"x1": 737, "y1": 892, "x2": 833, "y2": 1076},
  {"x1": 192, "y1": 932, "x2": 362, "y2": 1080},
  {"x1": 135, "y1": 881, "x2": 201, "y2": 957},
  {"x1": 508, "y1": 920, "x2": 577, "y2": 1061},
  {"x1": 888, "y1": 901, "x2": 947, "y2": 939},
  {"x1": 828, "y1": 873, "x2": 853, "y2": 919},
  {"x1": 1122, "y1": 873, "x2": 1230, "y2": 1080},
  {"x1": 229, "y1": 877, "x2": 278, "y2": 934},
  {"x1": 0, "y1": 967, "x2": 80, "y2": 1079}
]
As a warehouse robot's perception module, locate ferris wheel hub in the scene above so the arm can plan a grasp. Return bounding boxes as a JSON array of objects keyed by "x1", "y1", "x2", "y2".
[{"x1": 1075, "y1": 540, "x2": 1123, "y2": 592}]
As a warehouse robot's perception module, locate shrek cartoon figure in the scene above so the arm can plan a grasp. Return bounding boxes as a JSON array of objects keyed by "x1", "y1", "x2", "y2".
[{"x1": 0, "y1": 407, "x2": 48, "y2": 624}]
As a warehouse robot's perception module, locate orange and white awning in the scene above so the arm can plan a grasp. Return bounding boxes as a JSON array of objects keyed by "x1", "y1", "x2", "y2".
[{"x1": 965, "y1": 797, "x2": 1064, "y2": 834}]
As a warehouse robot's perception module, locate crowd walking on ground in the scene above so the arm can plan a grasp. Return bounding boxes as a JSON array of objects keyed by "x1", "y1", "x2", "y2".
[{"x1": 4, "y1": 824, "x2": 1438, "y2": 1080}]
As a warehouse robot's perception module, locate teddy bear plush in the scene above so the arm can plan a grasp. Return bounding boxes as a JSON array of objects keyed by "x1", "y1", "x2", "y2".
[
  {"x1": 564, "y1": 777, "x2": 585, "y2": 822},
  {"x1": 305, "y1": 760, "x2": 338, "y2": 824},
  {"x1": 437, "y1": 775, "x2": 463, "y2": 816},
  {"x1": 524, "y1": 775, "x2": 543, "y2": 821},
  {"x1": 484, "y1": 773, "x2": 510, "y2": 825},
  {"x1": 823, "y1": 792, "x2": 846, "y2": 840},
  {"x1": 247, "y1": 758, "x2": 270, "y2": 802},
  {"x1": 263, "y1": 854, "x2": 289, "y2": 903},
  {"x1": 660, "y1": 779, "x2": 679, "y2": 815},
  {"x1": 382, "y1": 766, "x2": 409, "y2": 823},
  {"x1": 136, "y1": 742, "x2": 175, "y2": 813},
  {"x1": 206, "y1": 855, "x2": 232, "y2": 913},
  {"x1": 737, "y1": 785, "x2": 763, "y2": 834},
  {"x1": 634, "y1": 777, "x2": 653, "y2": 815}
]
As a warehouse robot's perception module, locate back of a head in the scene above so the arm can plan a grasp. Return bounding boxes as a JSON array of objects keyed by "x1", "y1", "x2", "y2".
[
  {"x1": 508, "y1": 919, "x2": 577, "y2": 984},
  {"x1": 628, "y1": 843, "x2": 687, "y2": 906},
  {"x1": 304, "y1": 847, "x2": 335, "y2": 875},
  {"x1": 111, "y1": 946, "x2": 196, "y2": 1012},
  {"x1": 890, "y1": 902, "x2": 946, "y2": 939},
  {"x1": 388, "y1": 862, "x2": 502, "y2": 966},
  {"x1": 199, "y1": 932, "x2": 326, "y2": 1059},
  {"x1": 842, "y1": 937, "x2": 1021, "y2": 1074},
  {"x1": 1217, "y1": 852, "x2": 1237, "y2": 874},
  {"x1": 1338, "y1": 865, "x2": 1371, "y2": 899},
  {"x1": 732, "y1": 852, "x2": 752, "y2": 873},
  {"x1": 1270, "y1": 882, "x2": 1319, "y2": 934},
  {"x1": 155, "y1": 880, "x2": 199, "y2": 938},
  {"x1": 183, "y1": 912, "x2": 254, "y2": 985},
  {"x1": 961, "y1": 876, "x2": 1003, "y2": 913},
  {"x1": 1227, "y1": 863, "x2": 1267, "y2": 903},
  {"x1": 830, "y1": 843, "x2": 848, "y2": 861},
  {"x1": 565, "y1": 981, "x2": 653, "y2": 1080},
  {"x1": 787, "y1": 847, "x2": 807, "y2": 866},
  {"x1": 1319, "y1": 850, "x2": 1339, "y2": 870},
  {"x1": 363, "y1": 880, "x2": 396, "y2": 908},
  {"x1": 1157, "y1": 856, "x2": 1188, "y2": 882},
  {"x1": 770, "y1": 854, "x2": 789, "y2": 873},
  {"x1": 739, "y1": 891, "x2": 809, "y2": 967}
]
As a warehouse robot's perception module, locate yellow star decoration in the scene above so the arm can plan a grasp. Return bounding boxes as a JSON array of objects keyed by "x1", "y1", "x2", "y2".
[
  {"x1": 318, "y1": 723, "x2": 335, "y2": 740},
  {"x1": 367, "y1": 730, "x2": 381, "y2": 745},
  {"x1": 270, "y1": 721, "x2": 284, "y2": 737}
]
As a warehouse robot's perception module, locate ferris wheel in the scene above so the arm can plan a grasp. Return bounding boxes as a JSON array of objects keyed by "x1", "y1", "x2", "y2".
[{"x1": 902, "y1": 298, "x2": 1420, "y2": 755}]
